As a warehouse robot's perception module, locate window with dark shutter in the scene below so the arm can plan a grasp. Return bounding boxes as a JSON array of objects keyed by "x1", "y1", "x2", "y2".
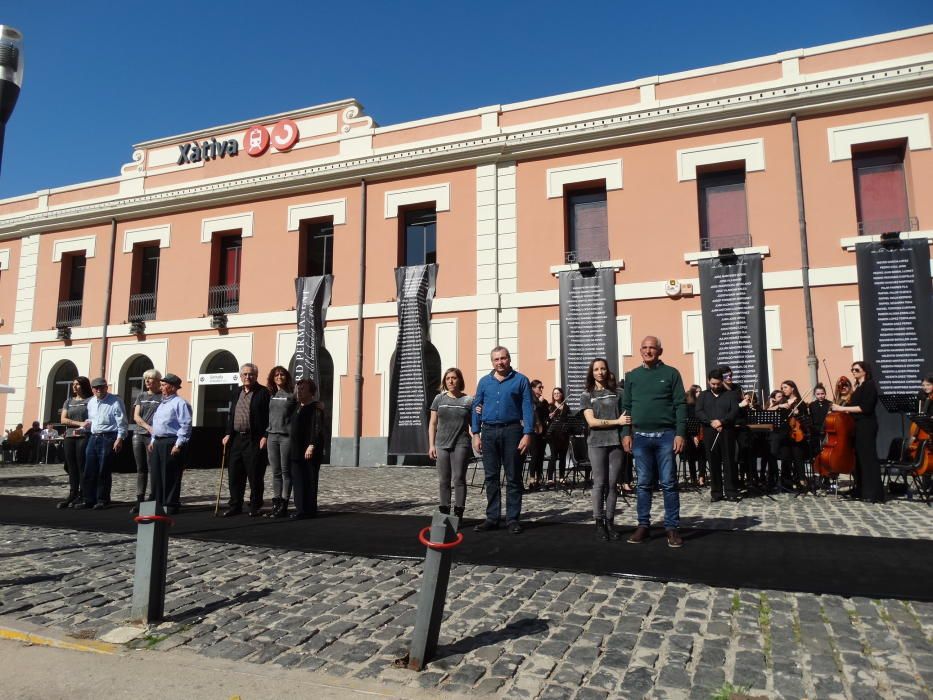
[
  {"x1": 567, "y1": 189, "x2": 609, "y2": 263},
  {"x1": 698, "y1": 169, "x2": 749, "y2": 251},
  {"x1": 853, "y1": 147, "x2": 911, "y2": 236}
]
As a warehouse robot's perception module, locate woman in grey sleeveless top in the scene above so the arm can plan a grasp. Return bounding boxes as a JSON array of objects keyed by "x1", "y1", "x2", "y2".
[
  {"x1": 428, "y1": 367, "x2": 473, "y2": 518},
  {"x1": 131, "y1": 369, "x2": 162, "y2": 514},
  {"x1": 58, "y1": 376, "x2": 92, "y2": 508},
  {"x1": 580, "y1": 358, "x2": 631, "y2": 541},
  {"x1": 265, "y1": 366, "x2": 296, "y2": 517}
]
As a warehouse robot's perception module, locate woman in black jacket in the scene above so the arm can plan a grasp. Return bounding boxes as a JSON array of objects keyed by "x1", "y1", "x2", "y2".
[
  {"x1": 288, "y1": 379, "x2": 327, "y2": 519},
  {"x1": 831, "y1": 361, "x2": 884, "y2": 503}
]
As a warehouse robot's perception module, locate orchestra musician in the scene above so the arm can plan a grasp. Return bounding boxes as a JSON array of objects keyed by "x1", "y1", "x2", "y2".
[
  {"x1": 767, "y1": 381, "x2": 811, "y2": 492},
  {"x1": 695, "y1": 368, "x2": 741, "y2": 502},
  {"x1": 920, "y1": 374, "x2": 933, "y2": 416},
  {"x1": 737, "y1": 391, "x2": 766, "y2": 488},
  {"x1": 830, "y1": 361, "x2": 884, "y2": 503},
  {"x1": 809, "y1": 384, "x2": 832, "y2": 468}
]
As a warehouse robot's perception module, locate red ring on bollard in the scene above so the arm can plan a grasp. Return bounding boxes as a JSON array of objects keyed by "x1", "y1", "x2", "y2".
[
  {"x1": 134, "y1": 514, "x2": 175, "y2": 527},
  {"x1": 418, "y1": 526, "x2": 463, "y2": 550}
]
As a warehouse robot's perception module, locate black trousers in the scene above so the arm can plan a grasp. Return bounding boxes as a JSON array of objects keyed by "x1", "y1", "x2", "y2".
[
  {"x1": 227, "y1": 433, "x2": 266, "y2": 510},
  {"x1": 63, "y1": 436, "x2": 87, "y2": 500},
  {"x1": 706, "y1": 429, "x2": 738, "y2": 498},
  {"x1": 854, "y1": 417, "x2": 884, "y2": 502},
  {"x1": 290, "y1": 457, "x2": 321, "y2": 515},
  {"x1": 769, "y1": 432, "x2": 807, "y2": 484},
  {"x1": 150, "y1": 437, "x2": 185, "y2": 509}
]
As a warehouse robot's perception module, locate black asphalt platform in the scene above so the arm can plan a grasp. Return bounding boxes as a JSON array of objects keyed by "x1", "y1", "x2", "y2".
[{"x1": 2, "y1": 495, "x2": 931, "y2": 602}]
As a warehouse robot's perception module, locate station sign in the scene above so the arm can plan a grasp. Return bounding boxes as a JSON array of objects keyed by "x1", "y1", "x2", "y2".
[{"x1": 198, "y1": 373, "x2": 240, "y2": 385}]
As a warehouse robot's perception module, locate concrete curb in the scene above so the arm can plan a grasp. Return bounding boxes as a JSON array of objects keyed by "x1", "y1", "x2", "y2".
[{"x1": 0, "y1": 618, "x2": 118, "y2": 655}]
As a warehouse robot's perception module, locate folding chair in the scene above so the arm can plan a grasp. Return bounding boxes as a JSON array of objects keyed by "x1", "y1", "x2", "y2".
[{"x1": 883, "y1": 437, "x2": 932, "y2": 505}]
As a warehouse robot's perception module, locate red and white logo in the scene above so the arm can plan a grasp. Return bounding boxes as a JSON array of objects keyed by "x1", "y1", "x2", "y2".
[
  {"x1": 244, "y1": 125, "x2": 270, "y2": 157},
  {"x1": 271, "y1": 119, "x2": 299, "y2": 151}
]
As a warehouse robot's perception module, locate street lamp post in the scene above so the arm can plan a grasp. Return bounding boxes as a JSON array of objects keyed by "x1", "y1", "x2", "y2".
[{"x1": 0, "y1": 25, "x2": 24, "y2": 176}]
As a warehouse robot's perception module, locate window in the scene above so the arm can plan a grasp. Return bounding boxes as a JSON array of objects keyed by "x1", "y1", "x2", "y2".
[
  {"x1": 48, "y1": 361, "x2": 78, "y2": 424},
  {"x1": 299, "y1": 220, "x2": 334, "y2": 277},
  {"x1": 853, "y1": 146, "x2": 911, "y2": 236},
  {"x1": 129, "y1": 245, "x2": 159, "y2": 321},
  {"x1": 402, "y1": 208, "x2": 436, "y2": 267},
  {"x1": 698, "y1": 169, "x2": 749, "y2": 251},
  {"x1": 121, "y1": 355, "x2": 153, "y2": 412},
  {"x1": 208, "y1": 234, "x2": 241, "y2": 314},
  {"x1": 566, "y1": 188, "x2": 609, "y2": 263},
  {"x1": 57, "y1": 253, "x2": 86, "y2": 326}
]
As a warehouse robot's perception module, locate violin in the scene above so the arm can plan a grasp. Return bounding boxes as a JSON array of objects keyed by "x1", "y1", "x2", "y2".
[{"x1": 813, "y1": 360, "x2": 856, "y2": 477}]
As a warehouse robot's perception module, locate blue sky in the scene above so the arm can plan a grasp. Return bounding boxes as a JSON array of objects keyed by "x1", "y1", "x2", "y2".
[{"x1": 1, "y1": 1, "x2": 931, "y2": 198}]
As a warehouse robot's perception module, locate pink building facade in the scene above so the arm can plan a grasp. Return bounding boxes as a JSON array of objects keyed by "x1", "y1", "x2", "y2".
[{"x1": 0, "y1": 26, "x2": 931, "y2": 464}]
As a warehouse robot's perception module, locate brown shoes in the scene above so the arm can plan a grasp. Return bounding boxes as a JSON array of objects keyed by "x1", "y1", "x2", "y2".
[
  {"x1": 666, "y1": 529, "x2": 684, "y2": 548},
  {"x1": 627, "y1": 526, "x2": 650, "y2": 544}
]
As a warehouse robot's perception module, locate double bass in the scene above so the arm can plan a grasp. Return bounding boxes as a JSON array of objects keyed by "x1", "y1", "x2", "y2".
[{"x1": 813, "y1": 361, "x2": 856, "y2": 477}]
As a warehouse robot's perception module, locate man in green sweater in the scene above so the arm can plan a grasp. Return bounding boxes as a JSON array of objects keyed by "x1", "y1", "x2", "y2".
[{"x1": 621, "y1": 336, "x2": 687, "y2": 548}]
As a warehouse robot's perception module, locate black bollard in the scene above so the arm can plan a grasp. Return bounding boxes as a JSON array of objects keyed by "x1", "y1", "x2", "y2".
[
  {"x1": 406, "y1": 509, "x2": 461, "y2": 671},
  {"x1": 130, "y1": 501, "x2": 172, "y2": 624}
]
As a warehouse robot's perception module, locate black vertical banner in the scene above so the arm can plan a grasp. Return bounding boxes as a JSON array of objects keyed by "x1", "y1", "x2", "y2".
[
  {"x1": 698, "y1": 254, "x2": 769, "y2": 395},
  {"x1": 558, "y1": 268, "x2": 618, "y2": 411},
  {"x1": 388, "y1": 264, "x2": 438, "y2": 455},
  {"x1": 856, "y1": 239, "x2": 933, "y2": 455},
  {"x1": 294, "y1": 275, "x2": 333, "y2": 391}
]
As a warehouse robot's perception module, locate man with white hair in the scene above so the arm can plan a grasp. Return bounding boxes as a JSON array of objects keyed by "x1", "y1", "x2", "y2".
[
  {"x1": 621, "y1": 336, "x2": 687, "y2": 548},
  {"x1": 221, "y1": 363, "x2": 270, "y2": 517}
]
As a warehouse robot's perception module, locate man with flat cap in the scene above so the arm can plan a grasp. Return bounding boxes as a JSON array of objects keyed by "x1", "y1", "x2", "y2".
[
  {"x1": 75, "y1": 377, "x2": 127, "y2": 510},
  {"x1": 147, "y1": 373, "x2": 192, "y2": 515}
]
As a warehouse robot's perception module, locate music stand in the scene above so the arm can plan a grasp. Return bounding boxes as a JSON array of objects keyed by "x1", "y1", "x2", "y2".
[
  {"x1": 880, "y1": 394, "x2": 920, "y2": 461},
  {"x1": 558, "y1": 411, "x2": 591, "y2": 495}
]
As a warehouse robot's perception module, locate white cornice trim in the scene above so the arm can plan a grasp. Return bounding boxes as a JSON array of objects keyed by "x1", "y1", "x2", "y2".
[
  {"x1": 384, "y1": 183, "x2": 450, "y2": 219},
  {"x1": 0, "y1": 248, "x2": 8, "y2": 270},
  {"x1": 546, "y1": 160, "x2": 623, "y2": 198},
  {"x1": 122, "y1": 224, "x2": 171, "y2": 253},
  {"x1": 827, "y1": 113, "x2": 932, "y2": 161},
  {"x1": 684, "y1": 246, "x2": 771, "y2": 265},
  {"x1": 840, "y1": 230, "x2": 933, "y2": 250},
  {"x1": 287, "y1": 199, "x2": 347, "y2": 231},
  {"x1": 677, "y1": 139, "x2": 765, "y2": 181},
  {"x1": 52, "y1": 235, "x2": 96, "y2": 262},
  {"x1": 200, "y1": 212, "x2": 253, "y2": 243}
]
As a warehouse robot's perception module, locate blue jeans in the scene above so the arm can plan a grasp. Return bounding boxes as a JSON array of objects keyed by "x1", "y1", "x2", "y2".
[
  {"x1": 480, "y1": 423, "x2": 524, "y2": 524},
  {"x1": 633, "y1": 430, "x2": 680, "y2": 529},
  {"x1": 82, "y1": 433, "x2": 117, "y2": 506}
]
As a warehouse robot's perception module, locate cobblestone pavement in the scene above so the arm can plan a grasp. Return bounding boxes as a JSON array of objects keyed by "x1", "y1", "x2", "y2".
[{"x1": 1, "y1": 463, "x2": 932, "y2": 699}]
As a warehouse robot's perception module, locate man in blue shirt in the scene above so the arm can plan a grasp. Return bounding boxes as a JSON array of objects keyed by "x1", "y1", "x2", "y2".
[
  {"x1": 471, "y1": 346, "x2": 534, "y2": 534},
  {"x1": 75, "y1": 377, "x2": 127, "y2": 510},
  {"x1": 146, "y1": 373, "x2": 192, "y2": 515}
]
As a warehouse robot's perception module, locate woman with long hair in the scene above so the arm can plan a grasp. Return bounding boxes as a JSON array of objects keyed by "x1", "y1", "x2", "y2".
[
  {"x1": 58, "y1": 376, "x2": 92, "y2": 509},
  {"x1": 580, "y1": 358, "x2": 631, "y2": 540},
  {"x1": 684, "y1": 384, "x2": 705, "y2": 487},
  {"x1": 265, "y1": 365, "x2": 296, "y2": 517},
  {"x1": 289, "y1": 379, "x2": 327, "y2": 519},
  {"x1": 527, "y1": 379, "x2": 550, "y2": 490},
  {"x1": 546, "y1": 387, "x2": 569, "y2": 486},
  {"x1": 427, "y1": 367, "x2": 473, "y2": 518},
  {"x1": 831, "y1": 361, "x2": 884, "y2": 503}
]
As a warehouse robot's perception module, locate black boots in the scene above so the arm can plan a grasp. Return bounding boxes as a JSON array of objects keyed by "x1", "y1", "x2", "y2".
[
  {"x1": 265, "y1": 498, "x2": 289, "y2": 518},
  {"x1": 454, "y1": 506, "x2": 465, "y2": 518},
  {"x1": 605, "y1": 518, "x2": 621, "y2": 541},
  {"x1": 596, "y1": 517, "x2": 621, "y2": 541}
]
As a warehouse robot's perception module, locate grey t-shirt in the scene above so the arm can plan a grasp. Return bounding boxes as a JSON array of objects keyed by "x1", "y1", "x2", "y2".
[
  {"x1": 268, "y1": 389, "x2": 297, "y2": 434},
  {"x1": 580, "y1": 388, "x2": 623, "y2": 447},
  {"x1": 430, "y1": 392, "x2": 473, "y2": 450},
  {"x1": 133, "y1": 391, "x2": 162, "y2": 435},
  {"x1": 62, "y1": 396, "x2": 90, "y2": 438}
]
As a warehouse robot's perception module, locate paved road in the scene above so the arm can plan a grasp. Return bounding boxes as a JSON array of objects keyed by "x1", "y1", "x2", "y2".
[{"x1": 1, "y1": 463, "x2": 931, "y2": 699}]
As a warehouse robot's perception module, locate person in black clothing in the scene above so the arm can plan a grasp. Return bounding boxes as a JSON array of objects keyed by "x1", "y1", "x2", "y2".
[
  {"x1": 58, "y1": 376, "x2": 92, "y2": 508},
  {"x1": 545, "y1": 387, "x2": 569, "y2": 486},
  {"x1": 221, "y1": 363, "x2": 271, "y2": 517},
  {"x1": 289, "y1": 378, "x2": 326, "y2": 519},
  {"x1": 695, "y1": 368, "x2": 741, "y2": 502},
  {"x1": 768, "y1": 380, "x2": 811, "y2": 492},
  {"x1": 831, "y1": 361, "x2": 884, "y2": 503},
  {"x1": 808, "y1": 384, "x2": 831, "y2": 478},
  {"x1": 527, "y1": 380, "x2": 550, "y2": 490},
  {"x1": 683, "y1": 385, "x2": 706, "y2": 487}
]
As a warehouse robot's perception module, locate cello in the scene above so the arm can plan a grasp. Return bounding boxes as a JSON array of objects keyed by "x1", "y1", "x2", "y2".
[
  {"x1": 903, "y1": 393, "x2": 933, "y2": 476},
  {"x1": 813, "y1": 360, "x2": 856, "y2": 477}
]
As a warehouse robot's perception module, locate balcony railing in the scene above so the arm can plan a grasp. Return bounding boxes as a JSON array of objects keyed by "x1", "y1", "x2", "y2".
[
  {"x1": 56, "y1": 299, "x2": 83, "y2": 327},
  {"x1": 700, "y1": 232, "x2": 753, "y2": 252},
  {"x1": 128, "y1": 292, "x2": 157, "y2": 321},
  {"x1": 858, "y1": 216, "x2": 919, "y2": 237},
  {"x1": 207, "y1": 283, "x2": 240, "y2": 314}
]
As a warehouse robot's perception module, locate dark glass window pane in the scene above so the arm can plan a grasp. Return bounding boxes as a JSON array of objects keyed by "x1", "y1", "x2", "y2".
[
  {"x1": 68, "y1": 255, "x2": 86, "y2": 301},
  {"x1": 567, "y1": 190, "x2": 608, "y2": 262},
  {"x1": 854, "y1": 148, "x2": 908, "y2": 235},
  {"x1": 139, "y1": 247, "x2": 160, "y2": 294},
  {"x1": 304, "y1": 221, "x2": 333, "y2": 276},
  {"x1": 404, "y1": 208, "x2": 436, "y2": 266},
  {"x1": 220, "y1": 236, "x2": 242, "y2": 285}
]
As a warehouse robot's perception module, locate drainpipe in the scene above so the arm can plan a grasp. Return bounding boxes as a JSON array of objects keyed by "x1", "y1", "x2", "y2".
[
  {"x1": 492, "y1": 163, "x2": 500, "y2": 344},
  {"x1": 791, "y1": 114, "x2": 819, "y2": 389},
  {"x1": 100, "y1": 217, "x2": 117, "y2": 379},
  {"x1": 352, "y1": 179, "x2": 367, "y2": 467}
]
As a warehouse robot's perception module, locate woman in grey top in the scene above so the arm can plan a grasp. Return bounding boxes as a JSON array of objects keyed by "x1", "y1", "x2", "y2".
[
  {"x1": 428, "y1": 367, "x2": 473, "y2": 518},
  {"x1": 131, "y1": 369, "x2": 162, "y2": 514},
  {"x1": 580, "y1": 358, "x2": 631, "y2": 541},
  {"x1": 58, "y1": 376, "x2": 92, "y2": 509},
  {"x1": 265, "y1": 366, "x2": 296, "y2": 518}
]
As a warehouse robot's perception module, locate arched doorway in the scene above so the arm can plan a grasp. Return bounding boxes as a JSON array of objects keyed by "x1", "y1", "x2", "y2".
[
  {"x1": 200, "y1": 350, "x2": 239, "y2": 429},
  {"x1": 289, "y1": 349, "x2": 335, "y2": 463},
  {"x1": 47, "y1": 361, "x2": 79, "y2": 424},
  {"x1": 120, "y1": 355, "x2": 154, "y2": 417}
]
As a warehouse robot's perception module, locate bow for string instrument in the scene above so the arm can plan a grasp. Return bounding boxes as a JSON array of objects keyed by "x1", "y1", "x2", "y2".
[{"x1": 813, "y1": 359, "x2": 856, "y2": 477}]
